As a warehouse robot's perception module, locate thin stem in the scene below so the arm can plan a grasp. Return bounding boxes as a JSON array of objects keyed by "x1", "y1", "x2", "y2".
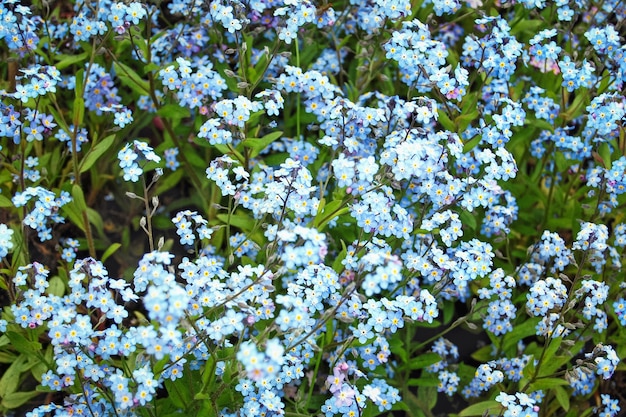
[{"x1": 141, "y1": 174, "x2": 155, "y2": 253}]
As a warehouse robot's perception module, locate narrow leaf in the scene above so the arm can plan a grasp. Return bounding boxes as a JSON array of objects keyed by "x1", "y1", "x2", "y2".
[
  {"x1": 458, "y1": 400, "x2": 502, "y2": 416},
  {"x1": 80, "y1": 134, "x2": 116, "y2": 173},
  {"x1": 101, "y1": 243, "x2": 121, "y2": 263},
  {"x1": 114, "y1": 61, "x2": 150, "y2": 95},
  {"x1": 1, "y1": 390, "x2": 40, "y2": 409},
  {"x1": 409, "y1": 352, "x2": 441, "y2": 370},
  {"x1": 554, "y1": 385, "x2": 570, "y2": 411},
  {"x1": 71, "y1": 184, "x2": 88, "y2": 213}
]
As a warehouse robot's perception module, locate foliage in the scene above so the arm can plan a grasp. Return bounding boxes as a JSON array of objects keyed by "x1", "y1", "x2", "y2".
[{"x1": 0, "y1": 0, "x2": 625, "y2": 416}]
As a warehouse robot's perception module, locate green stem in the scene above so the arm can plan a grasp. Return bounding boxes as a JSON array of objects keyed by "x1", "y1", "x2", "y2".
[
  {"x1": 305, "y1": 331, "x2": 325, "y2": 410},
  {"x1": 69, "y1": 140, "x2": 96, "y2": 259},
  {"x1": 541, "y1": 152, "x2": 559, "y2": 230},
  {"x1": 141, "y1": 175, "x2": 155, "y2": 252},
  {"x1": 413, "y1": 303, "x2": 483, "y2": 352}
]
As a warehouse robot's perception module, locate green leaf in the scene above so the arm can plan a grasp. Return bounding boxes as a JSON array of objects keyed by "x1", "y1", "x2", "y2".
[
  {"x1": 458, "y1": 400, "x2": 502, "y2": 416},
  {"x1": 417, "y1": 385, "x2": 437, "y2": 411},
  {"x1": 524, "y1": 359, "x2": 535, "y2": 381},
  {"x1": 72, "y1": 68, "x2": 86, "y2": 128},
  {"x1": 471, "y1": 345, "x2": 493, "y2": 362},
  {"x1": 71, "y1": 184, "x2": 88, "y2": 213},
  {"x1": 157, "y1": 104, "x2": 191, "y2": 120},
  {"x1": 47, "y1": 276, "x2": 65, "y2": 297},
  {"x1": 201, "y1": 354, "x2": 216, "y2": 388},
  {"x1": 211, "y1": 143, "x2": 245, "y2": 165},
  {"x1": 30, "y1": 346, "x2": 53, "y2": 383},
  {"x1": 312, "y1": 199, "x2": 349, "y2": 231},
  {"x1": 144, "y1": 62, "x2": 160, "y2": 73},
  {"x1": 529, "y1": 377, "x2": 569, "y2": 390},
  {"x1": 332, "y1": 242, "x2": 347, "y2": 274},
  {"x1": 553, "y1": 385, "x2": 570, "y2": 411},
  {"x1": 455, "y1": 109, "x2": 479, "y2": 133},
  {"x1": 0, "y1": 195, "x2": 12, "y2": 208},
  {"x1": 502, "y1": 318, "x2": 539, "y2": 353},
  {"x1": 80, "y1": 134, "x2": 116, "y2": 173},
  {"x1": 216, "y1": 213, "x2": 255, "y2": 233},
  {"x1": 538, "y1": 355, "x2": 570, "y2": 378},
  {"x1": 0, "y1": 350, "x2": 17, "y2": 364},
  {"x1": 73, "y1": 97, "x2": 85, "y2": 127},
  {"x1": 443, "y1": 300, "x2": 455, "y2": 325},
  {"x1": 101, "y1": 243, "x2": 122, "y2": 263},
  {"x1": 0, "y1": 354, "x2": 28, "y2": 397},
  {"x1": 241, "y1": 131, "x2": 283, "y2": 158},
  {"x1": 561, "y1": 91, "x2": 588, "y2": 121},
  {"x1": 86, "y1": 207, "x2": 104, "y2": 237},
  {"x1": 536, "y1": 337, "x2": 563, "y2": 376},
  {"x1": 5, "y1": 332, "x2": 41, "y2": 354},
  {"x1": 250, "y1": 49, "x2": 270, "y2": 86},
  {"x1": 129, "y1": 27, "x2": 149, "y2": 61},
  {"x1": 462, "y1": 134, "x2": 481, "y2": 153},
  {"x1": 409, "y1": 352, "x2": 441, "y2": 370},
  {"x1": 54, "y1": 51, "x2": 89, "y2": 70},
  {"x1": 391, "y1": 401, "x2": 411, "y2": 413},
  {"x1": 114, "y1": 61, "x2": 150, "y2": 95},
  {"x1": 525, "y1": 117, "x2": 555, "y2": 133},
  {"x1": 74, "y1": 69, "x2": 85, "y2": 98},
  {"x1": 459, "y1": 210, "x2": 477, "y2": 231},
  {"x1": 461, "y1": 92, "x2": 478, "y2": 114},
  {"x1": 510, "y1": 19, "x2": 543, "y2": 36},
  {"x1": 0, "y1": 334, "x2": 11, "y2": 349},
  {"x1": 389, "y1": 340, "x2": 408, "y2": 363},
  {"x1": 156, "y1": 169, "x2": 185, "y2": 195},
  {"x1": 164, "y1": 378, "x2": 190, "y2": 410},
  {"x1": 554, "y1": 152, "x2": 568, "y2": 172},
  {"x1": 407, "y1": 377, "x2": 439, "y2": 387},
  {"x1": 438, "y1": 110, "x2": 455, "y2": 132},
  {"x1": 597, "y1": 142, "x2": 612, "y2": 169},
  {"x1": 1, "y1": 390, "x2": 40, "y2": 409},
  {"x1": 61, "y1": 202, "x2": 86, "y2": 233},
  {"x1": 193, "y1": 392, "x2": 210, "y2": 400},
  {"x1": 402, "y1": 388, "x2": 425, "y2": 417}
]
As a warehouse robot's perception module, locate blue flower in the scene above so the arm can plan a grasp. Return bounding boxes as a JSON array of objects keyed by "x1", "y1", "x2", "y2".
[
  {"x1": 0, "y1": 224, "x2": 14, "y2": 260},
  {"x1": 598, "y1": 394, "x2": 621, "y2": 417}
]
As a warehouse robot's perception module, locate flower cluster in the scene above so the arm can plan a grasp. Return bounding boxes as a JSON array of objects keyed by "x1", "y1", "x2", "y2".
[
  {"x1": 323, "y1": 363, "x2": 400, "y2": 416},
  {"x1": 172, "y1": 210, "x2": 213, "y2": 247},
  {"x1": 479, "y1": 268, "x2": 517, "y2": 335},
  {"x1": 158, "y1": 57, "x2": 227, "y2": 111},
  {"x1": 495, "y1": 391, "x2": 541, "y2": 417},
  {"x1": 69, "y1": 1, "x2": 147, "y2": 40},
  {"x1": 12, "y1": 187, "x2": 69, "y2": 241},
  {"x1": 8, "y1": 65, "x2": 61, "y2": 105},
  {"x1": 117, "y1": 140, "x2": 161, "y2": 182},
  {"x1": 0, "y1": 2, "x2": 39, "y2": 55},
  {"x1": 597, "y1": 394, "x2": 621, "y2": 417},
  {"x1": 526, "y1": 276, "x2": 569, "y2": 337},
  {"x1": 427, "y1": 338, "x2": 460, "y2": 396},
  {"x1": 54, "y1": 125, "x2": 89, "y2": 153},
  {"x1": 2, "y1": 0, "x2": 626, "y2": 416},
  {"x1": 0, "y1": 223, "x2": 14, "y2": 262}
]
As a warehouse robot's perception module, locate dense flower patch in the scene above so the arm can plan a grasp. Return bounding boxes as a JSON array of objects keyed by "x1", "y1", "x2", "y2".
[{"x1": 0, "y1": 0, "x2": 625, "y2": 416}]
